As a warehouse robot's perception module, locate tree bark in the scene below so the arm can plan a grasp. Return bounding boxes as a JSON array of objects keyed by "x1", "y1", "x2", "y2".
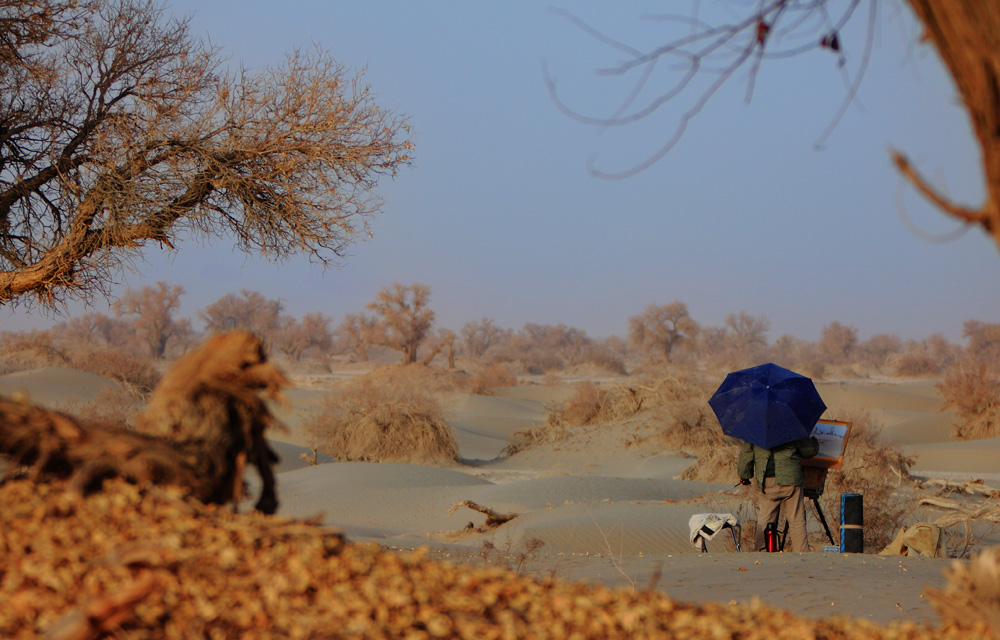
[{"x1": 900, "y1": 1, "x2": 1000, "y2": 248}]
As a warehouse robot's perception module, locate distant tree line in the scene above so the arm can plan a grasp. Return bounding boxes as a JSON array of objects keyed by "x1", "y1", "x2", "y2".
[
  {"x1": 1, "y1": 283, "x2": 996, "y2": 383},
  {"x1": 2, "y1": 281, "x2": 998, "y2": 440}
]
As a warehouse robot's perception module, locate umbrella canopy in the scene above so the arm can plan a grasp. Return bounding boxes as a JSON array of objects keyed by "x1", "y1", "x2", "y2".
[{"x1": 708, "y1": 363, "x2": 826, "y2": 450}]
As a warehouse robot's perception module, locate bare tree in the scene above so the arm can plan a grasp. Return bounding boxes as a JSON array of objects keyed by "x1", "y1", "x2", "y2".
[
  {"x1": 628, "y1": 301, "x2": 698, "y2": 362},
  {"x1": 366, "y1": 282, "x2": 435, "y2": 364},
  {"x1": 962, "y1": 320, "x2": 1000, "y2": 365},
  {"x1": 273, "y1": 312, "x2": 333, "y2": 361},
  {"x1": 551, "y1": 2, "x2": 1000, "y2": 251},
  {"x1": 460, "y1": 317, "x2": 508, "y2": 358},
  {"x1": 0, "y1": 0, "x2": 411, "y2": 308},
  {"x1": 520, "y1": 323, "x2": 592, "y2": 367},
  {"x1": 200, "y1": 290, "x2": 283, "y2": 344},
  {"x1": 335, "y1": 312, "x2": 380, "y2": 362},
  {"x1": 0, "y1": 0, "x2": 84, "y2": 68},
  {"x1": 421, "y1": 327, "x2": 456, "y2": 368},
  {"x1": 859, "y1": 332, "x2": 903, "y2": 371},
  {"x1": 114, "y1": 281, "x2": 189, "y2": 358},
  {"x1": 725, "y1": 310, "x2": 771, "y2": 353},
  {"x1": 52, "y1": 311, "x2": 135, "y2": 350},
  {"x1": 817, "y1": 320, "x2": 859, "y2": 364}
]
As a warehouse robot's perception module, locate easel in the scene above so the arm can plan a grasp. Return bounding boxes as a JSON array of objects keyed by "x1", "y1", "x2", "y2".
[{"x1": 775, "y1": 419, "x2": 852, "y2": 551}]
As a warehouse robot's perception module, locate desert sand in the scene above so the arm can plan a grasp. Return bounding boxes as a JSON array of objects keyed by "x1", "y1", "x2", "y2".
[{"x1": 4, "y1": 366, "x2": 997, "y2": 629}]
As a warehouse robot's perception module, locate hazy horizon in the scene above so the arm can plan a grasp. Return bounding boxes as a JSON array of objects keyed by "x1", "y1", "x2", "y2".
[{"x1": 2, "y1": 2, "x2": 998, "y2": 344}]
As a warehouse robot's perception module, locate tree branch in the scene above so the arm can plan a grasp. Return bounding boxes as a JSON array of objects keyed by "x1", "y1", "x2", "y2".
[{"x1": 891, "y1": 149, "x2": 991, "y2": 230}]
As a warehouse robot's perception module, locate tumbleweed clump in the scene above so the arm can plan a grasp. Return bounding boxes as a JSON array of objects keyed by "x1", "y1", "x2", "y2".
[{"x1": 307, "y1": 365, "x2": 459, "y2": 464}]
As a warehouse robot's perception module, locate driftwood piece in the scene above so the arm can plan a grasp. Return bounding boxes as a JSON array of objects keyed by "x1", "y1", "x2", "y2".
[
  {"x1": 448, "y1": 500, "x2": 518, "y2": 532},
  {"x1": 919, "y1": 495, "x2": 1000, "y2": 529},
  {"x1": 920, "y1": 497, "x2": 966, "y2": 511},
  {"x1": 921, "y1": 477, "x2": 1000, "y2": 499},
  {"x1": 0, "y1": 331, "x2": 288, "y2": 513}
]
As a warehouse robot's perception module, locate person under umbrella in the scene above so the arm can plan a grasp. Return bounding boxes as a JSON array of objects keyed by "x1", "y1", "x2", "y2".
[
  {"x1": 709, "y1": 363, "x2": 825, "y2": 552},
  {"x1": 737, "y1": 435, "x2": 819, "y2": 552}
]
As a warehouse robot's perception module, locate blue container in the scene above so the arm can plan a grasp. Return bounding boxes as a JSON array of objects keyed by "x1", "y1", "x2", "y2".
[{"x1": 840, "y1": 493, "x2": 863, "y2": 553}]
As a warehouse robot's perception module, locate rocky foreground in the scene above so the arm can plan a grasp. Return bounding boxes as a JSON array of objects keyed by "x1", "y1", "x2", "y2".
[{"x1": 0, "y1": 478, "x2": 993, "y2": 640}]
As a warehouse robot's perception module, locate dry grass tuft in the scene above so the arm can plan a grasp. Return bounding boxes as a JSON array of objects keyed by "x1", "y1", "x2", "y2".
[
  {"x1": 363, "y1": 362, "x2": 467, "y2": 393},
  {"x1": 926, "y1": 545, "x2": 1000, "y2": 634},
  {"x1": 0, "y1": 330, "x2": 69, "y2": 373},
  {"x1": 57, "y1": 386, "x2": 144, "y2": 430},
  {"x1": 467, "y1": 362, "x2": 517, "y2": 395},
  {"x1": 478, "y1": 534, "x2": 547, "y2": 576},
  {"x1": 937, "y1": 361, "x2": 1000, "y2": 440},
  {"x1": 502, "y1": 381, "x2": 651, "y2": 457},
  {"x1": 69, "y1": 348, "x2": 161, "y2": 393},
  {"x1": 307, "y1": 365, "x2": 459, "y2": 465},
  {"x1": 654, "y1": 373, "x2": 738, "y2": 482},
  {"x1": 546, "y1": 381, "x2": 650, "y2": 427},
  {"x1": 500, "y1": 421, "x2": 566, "y2": 457}
]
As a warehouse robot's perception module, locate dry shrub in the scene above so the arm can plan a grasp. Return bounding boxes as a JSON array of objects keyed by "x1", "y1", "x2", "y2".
[
  {"x1": 891, "y1": 345, "x2": 939, "y2": 377},
  {"x1": 547, "y1": 381, "x2": 604, "y2": 427},
  {"x1": 544, "y1": 382, "x2": 649, "y2": 428},
  {"x1": 364, "y1": 362, "x2": 467, "y2": 394},
  {"x1": 819, "y1": 410, "x2": 915, "y2": 552},
  {"x1": 479, "y1": 535, "x2": 547, "y2": 576},
  {"x1": 467, "y1": 363, "x2": 517, "y2": 395},
  {"x1": 926, "y1": 545, "x2": 1000, "y2": 634},
  {"x1": 0, "y1": 330, "x2": 69, "y2": 373},
  {"x1": 307, "y1": 366, "x2": 458, "y2": 465},
  {"x1": 576, "y1": 345, "x2": 628, "y2": 375},
  {"x1": 68, "y1": 349, "x2": 161, "y2": 393},
  {"x1": 57, "y1": 386, "x2": 143, "y2": 430},
  {"x1": 938, "y1": 361, "x2": 1000, "y2": 440},
  {"x1": 653, "y1": 373, "x2": 739, "y2": 482},
  {"x1": 506, "y1": 372, "x2": 716, "y2": 459},
  {"x1": 540, "y1": 371, "x2": 562, "y2": 386},
  {"x1": 677, "y1": 444, "x2": 740, "y2": 483},
  {"x1": 500, "y1": 422, "x2": 565, "y2": 456}
]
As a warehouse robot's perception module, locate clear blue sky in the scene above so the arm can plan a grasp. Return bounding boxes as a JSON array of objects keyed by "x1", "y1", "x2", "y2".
[{"x1": 5, "y1": 1, "x2": 998, "y2": 343}]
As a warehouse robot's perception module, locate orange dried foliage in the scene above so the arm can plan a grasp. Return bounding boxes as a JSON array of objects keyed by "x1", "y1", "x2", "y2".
[{"x1": 0, "y1": 477, "x2": 986, "y2": 639}]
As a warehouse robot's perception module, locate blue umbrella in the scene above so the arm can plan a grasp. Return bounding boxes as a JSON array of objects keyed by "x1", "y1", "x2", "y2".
[{"x1": 708, "y1": 363, "x2": 826, "y2": 450}]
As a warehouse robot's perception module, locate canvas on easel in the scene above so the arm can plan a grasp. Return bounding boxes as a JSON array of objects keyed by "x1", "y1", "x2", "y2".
[
  {"x1": 799, "y1": 419, "x2": 850, "y2": 547},
  {"x1": 801, "y1": 419, "x2": 851, "y2": 497},
  {"x1": 804, "y1": 419, "x2": 851, "y2": 470}
]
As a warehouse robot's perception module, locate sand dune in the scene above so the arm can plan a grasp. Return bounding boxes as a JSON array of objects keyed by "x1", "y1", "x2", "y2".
[
  {"x1": 817, "y1": 380, "x2": 944, "y2": 416},
  {"x1": 3, "y1": 364, "x2": 994, "y2": 627},
  {"x1": 265, "y1": 373, "x2": 995, "y2": 626},
  {"x1": 0, "y1": 366, "x2": 120, "y2": 408},
  {"x1": 905, "y1": 437, "x2": 1000, "y2": 476},
  {"x1": 881, "y1": 410, "x2": 956, "y2": 445}
]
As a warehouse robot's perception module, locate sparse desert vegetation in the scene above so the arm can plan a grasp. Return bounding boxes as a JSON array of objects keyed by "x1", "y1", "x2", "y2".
[
  {"x1": 304, "y1": 365, "x2": 461, "y2": 465},
  {"x1": 4, "y1": 1, "x2": 1000, "y2": 637}
]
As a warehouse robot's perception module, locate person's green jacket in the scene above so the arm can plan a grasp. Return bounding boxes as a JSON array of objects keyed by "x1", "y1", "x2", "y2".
[{"x1": 737, "y1": 437, "x2": 819, "y2": 490}]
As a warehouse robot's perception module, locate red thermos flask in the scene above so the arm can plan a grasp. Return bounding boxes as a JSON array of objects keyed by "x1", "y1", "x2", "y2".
[{"x1": 765, "y1": 522, "x2": 779, "y2": 552}]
